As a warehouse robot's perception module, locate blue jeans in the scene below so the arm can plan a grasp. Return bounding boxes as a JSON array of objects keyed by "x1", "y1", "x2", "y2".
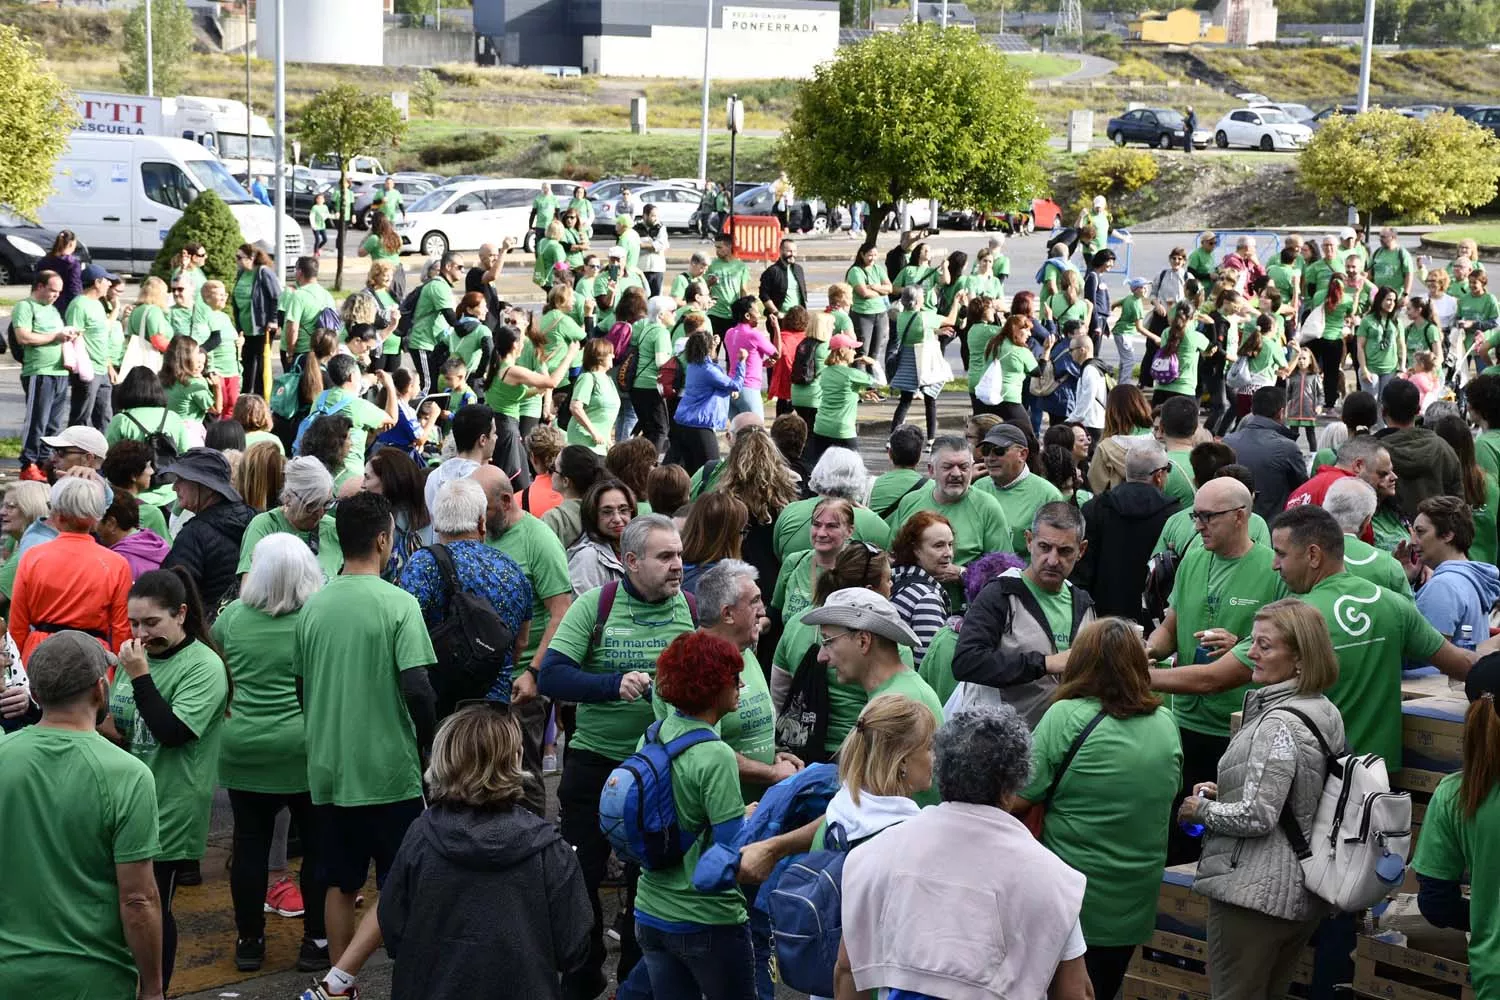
[
  {"x1": 636, "y1": 920, "x2": 756, "y2": 1000},
  {"x1": 21, "y1": 373, "x2": 68, "y2": 466},
  {"x1": 615, "y1": 391, "x2": 639, "y2": 442},
  {"x1": 729, "y1": 387, "x2": 763, "y2": 418}
]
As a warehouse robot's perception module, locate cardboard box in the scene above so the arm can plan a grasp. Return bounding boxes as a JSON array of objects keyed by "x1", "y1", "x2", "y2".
[
  {"x1": 1402, "y1": 699, "x2": 1466, "y2": 773},
  {"x1": 1354, "y1": 934, "x2": 1473, "y2": 1000},
  {"x1": 1401, "y1": 670, "x2": 1454, "y2": 701},
  {"x1": 1395, "y1": 768, "x2": 1451, "y2": 796},
  {"x1": 1157, "y1": 864, "x2": 1207, "y2": 936}
]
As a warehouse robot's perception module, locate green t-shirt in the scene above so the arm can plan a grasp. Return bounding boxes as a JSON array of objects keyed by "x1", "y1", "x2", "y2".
[
  {"x1": 1265, "y1": 263, "x2": 1299, "y2": 304},
  {"x1": 1370, "y1": 246, "x2": 1413, "y2": 292},
  {"x1": 233, "y1": 269, "x2": 256, "y2": 335},
  {"x1": 532, "y1": 192, "x2": 558, "y2": 229},
  {"x1": 168, "y1": 300, "x2": 213, "y2": 343},
  {"x1": 212, "y1": 601, "x2": 310, "y2": 794},
  {"x1": 292, "y1": 574, "x2": 435, "y2": 806},
  {"x1": 1412, "y1": 773, "x2": 1500, "y2": 1000},
  {"x1": 1302, "y1": 260, "x2": 1334, "y2": 303},
  {"x1": 772, "y1": 495, "x2": 892, "y2": 560},
  {"x1": 1020, "y1": 698, "x2": 1183, "y2": 947},
  {"x1": 1153, "y1": 508, "x2": 1270, "y2": 558},
  {"x1": 1471, "y1": 472, "x2": 1500, "y2": 567},
  {"x1": 774, "y1": 613, "x2": 912, "y2": 754},
  {"x1": 360, "y1": 234, "x2": 400, "y2": 263},
  {"x1": 1475, "y1": 430, "x2": 1500, "y2": 487},
  {"x1": 1113, "y1": 294, "x2": 1146, "y2": 337},
  {"x1": 1020, "y1": 574, "x2": 1075, "y2": 652},
  {"x1": 13, "y1": 298, "x2": 66, "y2": 377},
  {"x1": 319, "y1": 387, "x2": 392, "y2": 486},
  {"x1": 994, "y1": 339, "x2": 1039, "y2": 405},
  {"x1": 1342, "y1": 533, "x2": 1414, "y2": 599},
  {"x1": 165, "y1": 376, "x2": 215, "y2": 421},
  {"x1": 1046, "y1": 293, "x2": 1089, "y2": 329},
  {"x1": 974, "y1": 470, "x2": 1064, "y2": 556},
  {"x1": 789, "y1": 339, "x2": 830, "y2": 409},
  {"x1": 204, "y1": 309, "x2": 241, "y2": 376},
  {"x1": 957, "y1": 272, "x2": 1005, "y2": 303},
  {"x1": 868, "y1": 468, "x2": 926, "y2": 521},
  {"x1": 966, "y1": 323, "x2": 1002, "y2": 389},
  {"x1": 237, "y1": 507, "x2": 344, "y2": 581},
  {"x1": 409, "y1": 278, "x2": 455, "y2": 352},
  {"x1": 374, "y1": 186, "x2": 403, "y2": 221},
  {"x1": 811, "y1": 364, "x2": 871, "y2": 440},
  {"x1": 567, "y1": 370, "x2": 620, "y2": 454},
  {"x1": 633, "y1": 713, "x2": 748, "y2": 926},
  {"x1": 916, "y1": 625, "x2": 959, "y2": 703},
  {"x1": 127, "y1": 301, "x2": 170, "y2": 351},
  {"x1": 631, "y1": 321, "x2": 673, "y2": 391},
  {"x1": 545, "y1": 585, "x2": 696, "y2": 760},
  {"x1": 309, "y1": 202, "x2": 330, "y2": 230},
  {"x1": 107, "y1": 639, "x2": 228, "y2": 860},
  {"x1": 888, "y1": 486, "x2": 1011, "y2": 568},
  {"x1": 245, "y1": 430, "x2": 285, "y2": 455},
  {"x1": 1356, "y1": 314, "x2": 1403, "y2": 374},
  {"x1": 1297, "y1": 571, "x2": 1443, "y2": 766},
  {"x1": 706, "y1": 258, "x2": 749, "y2": 319},
  {"x1": 669, "y1": 271, "x2": 697, "y2": 302},
  {"x1": 1371, "y1": 507, "x2": 1408, "y2": 552},
  {"x1": 1404, "y1": 320, "x2": 1442, "y2": 357},
  {"x1": 894, "y1": 265, "x2": 942, "y2": 309},
  {"x1": 1186, "y1": 247, "x2": 1216, "y2": 280},
  {"x1": 869, "y1": 669, "x2": 944, "y2": 806},
  {"x1": 1167, "y1": 544, "x2": 1286, "y2": 737},
  {"x1": 135, "y1": 497, "x2": 172, "y2": 543},
  {"x1": 772, "y1": 549, "x2": 819, "y2": 622},
  {"x1": 0, "y1": 727, "x2": 159, "y2": 997},
  {"x1": 846, "y1": 264, "x2": 890, "y2": 316},
  {"x1": 487, "y1": 512, "x2": 572, "y2": 676},
  {"x1": 1158, "y1": 327, "x2": 1210, "y2": 397},
  {"x1": 65, "y1": 294, "x2": 110, "y2": 370},
  {"x1": 287, "y1": 282, "x2": 337, "y2": 355},
  {"x1": 654, "y1": 647, "x2": 775, "y2": 802},
  {"x1": 533, "y1": 238, "x2": 566, "y2": 287}
]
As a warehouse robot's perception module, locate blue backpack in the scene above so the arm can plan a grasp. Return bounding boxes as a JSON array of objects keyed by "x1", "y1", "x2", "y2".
[
  {"x1": 292, "y1": 389, "x2": 355, "y2": 455},
  {"x1": 599, "y1": 719, "x2": 720, "y2": 870},
  {"x1": 768, "y1": 822, "x2": 851, "y2": 997}
]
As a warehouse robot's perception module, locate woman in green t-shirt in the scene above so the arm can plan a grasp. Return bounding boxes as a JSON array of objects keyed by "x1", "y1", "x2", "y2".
[
  {"x1": 1015, "y1": 619, "x2": 1182, "y2": 1000},
  {"x1": 1403, "y1": 296, "x2": 1444, "y2": 371},
  {"x1": 891, "y1": 243, "x2": 943, "y2": 307},
  {"x1": 772, "y1": 496, "x2": 854, "y2": 628},
  {"x1": 559, "y1": 205, "x2": 590, "y2": 269},
  {"x1": 489, "y1": 323, "x2": 579, "y2": 487},
  {"x1": 1355, "y1": 286, "x2": 1404, "y2": 397},
  {"x1": 567, "y1": 337, "x2": 620, "y2": 455},
  {"x1": 808, "y1": 336, "x2": 874, "y2": 465},
  {"x1": 964, "y1": 296, "x2": 1003, "y2": 413},
  {"x1": 533, "y1": 220, "x2": 568, "y2": 291},
  {"x1": 200, "y1": 280, "x2": 243, "y2": 414},
  {"x1": 1044, "y1": 269, "x2": 1092, "y2": 334},
  {"x1": 889, "y1": 286, "x2": 966, "y2": 442},
  {"x1": 980, "y1": 313, "x2": 1042, "y2": 425},
  {"x1": 124, "y1": 276, "x2": 173, "y2": 368},
  {"x1": 105, "y1": 567, "x2": 230, "y2": 993},
  {"x1": 358, "y1": 214, "x2": 406, "y2": 298},
  {"x1": 159, "y1": 336, "x2": 220, "y2": 427}
]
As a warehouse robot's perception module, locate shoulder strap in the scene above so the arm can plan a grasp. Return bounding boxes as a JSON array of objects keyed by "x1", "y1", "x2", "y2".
[
  {"x1": 124, "y1": 412, "x2": 150, "y2": 436},
  {"x1": 1262, "y1": 705, "x2": 1335, "y2": 861},
  {"x1": 878, "y1": 476, "x2": 930, "y2": 519},
  {"x1": 156, "y1": 408, "x2": 170, "y2": 434},
  {"x1": 1042, "y1": 708, "x2": 1108, "y2": 807},
  {"x1": 427, "y1": 543, "x2": 460, "y2": 603},
  {"x1": 664, "y1": 726, "x2": 720, "y2": 755},
  {"x1": 587, "y1": 579, "x2": 621, "y2": 659},
  {"x1": 1269, "y1": 705, "x2": 1336, "y2": 761}
]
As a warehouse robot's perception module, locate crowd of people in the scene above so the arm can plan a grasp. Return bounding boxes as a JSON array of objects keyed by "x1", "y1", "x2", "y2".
[{"x1": 0, "y1": 208, "x2": 1498, "y2": 1000}]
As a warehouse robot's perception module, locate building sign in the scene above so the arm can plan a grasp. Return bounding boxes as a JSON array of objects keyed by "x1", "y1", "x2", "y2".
[
  {"x1": 722, "y1": 6, "x2": 829, "y2": 34},
  {"x1": 74, "y1": 91, "x2": 164, "y2": 137}
]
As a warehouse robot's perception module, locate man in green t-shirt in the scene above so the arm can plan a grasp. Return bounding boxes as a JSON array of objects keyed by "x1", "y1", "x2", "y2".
[
  {"x1": 973, "y1": 423, "x2": 1064, "y2": 555},
  {"x1": 704, "y1": 233, "x2": 749, "y2": 339},
  {"x1": 282, "y1": 256, "x2": 338, "y2": 359},
  {"x1": 0, "y1": 631, "x2": 163, "y2": 998},
  {"x1": 535, "y1": 513, "x2": 696, "y2": 993},
  {"x1": 1370, "y1": 227, "x2": 1414, "y2": 298},
  {"x1": 868, "y1": 424, "x2": 928, "y2": 519},
  {"x1": 887, "y1": 437, "x2": 1011, "y2": 571},
  {"x1": 14, "y1": 270, "x2": 79, "y2": 481},
  {"x1": 528, "y1": 182, "x2": 558, "y2": 240},
  {"x1": 65, "y1": 263, "x2": 119, "y2": 431},
  {"x1": 371, "y1": 177, "x2": 404, "y2": 223},
  {"x1": 293, "y1": 492, "x2": 436, "y2": 1000}
]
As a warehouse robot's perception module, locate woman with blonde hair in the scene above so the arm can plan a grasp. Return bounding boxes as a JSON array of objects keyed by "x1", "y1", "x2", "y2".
[
  {"x1": 534, "y1": 219, "x2": 569, "y2": 292},
  {"x1": 122, "y1": 276, "x2": 173, "y2": 374},
  {"x1": 1177, "y1": 598, "x2": 1346, "y2": 1000},
  {"x1": 358, "y1": 213, "x2": 406, "y2": 297},
  {"x1": 362, "y1": 260, "x2": 404, "y2": 373},
  {"x1": 772, "y1": 496, "x2": 854, "y2": 627},
  {"x1": 378, "y1": 705, "x2": 591, "y2": 1000},
  {"x1": 1013, "y1": 618, "x2": 1183, "y2": 1000},
  {"x1": 787, "y1": 308, "x2": 833, "y2": 430},
  {"x1": 718, "y1": 425, "x2": 801, "y2": 610},
  {"x1": 814, "y1": 694, "x2": 937, "y2": 850},
  {"x1": 234, "y1": 440, "x2": 286, "y2": 513}
]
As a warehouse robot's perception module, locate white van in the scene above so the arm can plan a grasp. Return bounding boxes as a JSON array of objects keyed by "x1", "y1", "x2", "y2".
[{"x1": 38, "y1": 135, "x2": 302, "y2": 276}]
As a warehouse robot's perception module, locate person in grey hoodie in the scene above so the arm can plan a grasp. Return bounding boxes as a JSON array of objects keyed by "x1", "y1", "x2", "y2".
[
  {"x1": 1408, "y1": 496, "x2": 1500, "y2": 652},
  {"x1": 378, "y1": 706, "x2": 591, "y2": 1000},
  {"x1": 1178, "y1": 599, "x2": 1346, "y2": 1000}
]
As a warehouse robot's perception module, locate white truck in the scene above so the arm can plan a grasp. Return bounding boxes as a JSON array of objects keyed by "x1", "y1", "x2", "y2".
[{"x1": 162, "y1": 95, "x2": 277, "y2": 179}]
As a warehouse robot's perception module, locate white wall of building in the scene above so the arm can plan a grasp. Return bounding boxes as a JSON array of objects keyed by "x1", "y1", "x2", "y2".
[
  {"x1": 257, "y1": 0, "x2": 385, "y2": 66},
  {"x1": 583, "y1": 6, "x2": 839, "y2": 79}
]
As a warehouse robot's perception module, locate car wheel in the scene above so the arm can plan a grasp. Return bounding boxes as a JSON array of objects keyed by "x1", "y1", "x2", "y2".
[
  {"x1": 1260, "y1": 134, "x2": 1275, "y2": 152},
  {"x1": 523, "y1": 230, "x2": 538, "y2": 254},
  {"x1": 0, "y1": 259, "x2": 13, "y2": 285},
  {"x1": 1158, "y1": 133, "x2": 1173, "y2": 149},
  {"x1": 1215, "y1": 130, "x2": 1229, "y2": 148},
  {"x1": 360, "y1": 209, "x2": 376, "y2": 230},
  {"x1": 420, "y1": 231, "x2": 449, "y2": 258},
  {"x1": 1111, "y1": 131, "x2": 1125, "y2": 146}
]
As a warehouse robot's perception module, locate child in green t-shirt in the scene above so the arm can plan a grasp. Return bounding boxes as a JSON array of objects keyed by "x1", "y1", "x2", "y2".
[
  {"x1": 160, "y1": 335, "x2": 222, "y2": 426},
  {"x1": 442, "y1": 356, "x2": 479, "y2": 412}
]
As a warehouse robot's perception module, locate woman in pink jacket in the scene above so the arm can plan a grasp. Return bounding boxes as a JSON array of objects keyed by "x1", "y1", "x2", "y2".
[{"x1": 722, "y1": 296, "x2": 777, "y2": 420}]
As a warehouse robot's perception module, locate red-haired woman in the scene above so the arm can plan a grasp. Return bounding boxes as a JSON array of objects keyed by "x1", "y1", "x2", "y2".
[{"x1": 634, "y1": 630, "x2": 755, "y2": 1000}]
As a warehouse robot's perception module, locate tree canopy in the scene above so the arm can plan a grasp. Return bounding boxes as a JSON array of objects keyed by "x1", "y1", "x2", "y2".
[
  {"x1": 1298, "y1": 109, "x2": 1500, "y2": 226},
  {"x1": 0, "y1": 24, "x2": 77, "y2": 217},
  {"x1": 151, "y1": 190, "x2": 241, "y2": 285},
  {"x1": 296, "y1": 85, "x2": 406, "y2": 288},
  {"x1": 779, "y1": 24, "x2": 1049, "y2": 247},
  {"x1": 121, "y1": 0, "x2": 194, "y2": 96}
]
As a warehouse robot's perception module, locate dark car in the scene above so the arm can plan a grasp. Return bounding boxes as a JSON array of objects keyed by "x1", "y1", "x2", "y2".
[
  {"x1": 1465, "y1": 106, "x2": 1500, "y2": 138},
  {"x1": 732, "y1": 183, "x2": 837, "y2": 234},
  {"x1": 1106, "y1": 107, "x2": 1207, "y2": 149},
  {"x1": 235, "y1": 168, "x2": 324, "y2": 223},
  {"x1": 0, "y1": 208, "x2": 90, "y2": 286}
]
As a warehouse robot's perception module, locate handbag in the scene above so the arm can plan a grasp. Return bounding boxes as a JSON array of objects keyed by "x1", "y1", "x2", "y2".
[
  {"x1": 120, "y1": 335, "x2": 163, "y2": 376},
  {"x1": 1226, "y1": 355, "x2": 1253, "y2": 394},
  {"x1": 1296, "y1": 306, "x2": 1326, "y2": 345},
  {"x1": 61, "y1": 338, "x2": 94, "y2": 383},
  {"x1": 1021, "y1": 708, "x2": 1109, "y2": 838},
  {"x1": 974, "y1": 358, "x2": 1005, "y2": 405},
  {"x1": 914, "y1": 334, "x2": 953, "y2": 387},
  {"x1": 775, "y1": 643, "x2": 834, "y2": 765}
]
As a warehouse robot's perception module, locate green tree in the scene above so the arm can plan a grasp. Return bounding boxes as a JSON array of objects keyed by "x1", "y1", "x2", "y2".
[
  {"x1": 150, "y1": 190, "x2": 242, "y2": 285},
  {"x1": 1298, "y1": 109, "x2": 1500, "y2": 226},
  {"x1": 395, "y1": 0, "x2": 437, "y2": 17},
  {"x1": 295, "y1": 85, "x2": 406, "y2": 289},
  {"x1": 779, "y1": 24, "x2": 1048, "y2": 248},
  {"x1": 121, "y1": 0, "x2": 195, "y2": 96},
  {"x1": 0, "y1": 25, "x2": 77, "y2": 218},
  {"x1": 413, "y1": 70, "x2": 442, "y2": 117}
]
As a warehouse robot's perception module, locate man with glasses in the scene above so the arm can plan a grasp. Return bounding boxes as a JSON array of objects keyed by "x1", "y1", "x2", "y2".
[
  {"x1": 1064, "y1": 335, "x2": 1108, "y2": 440},
  {"x1": 1145, "y1": 476, "x2": 1286, "y2": 864},
  {"x1": 974, "y1": 423, "x2": 1062, "y2": 556}
]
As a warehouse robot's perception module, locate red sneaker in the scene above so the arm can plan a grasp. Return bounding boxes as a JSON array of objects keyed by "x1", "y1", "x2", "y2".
[
  {"x1": 18, "y1": 464, "x2": 46, "y2": 482},
  {"x1": 265, "y1": 876, "x2": 305, "y2": 917}
]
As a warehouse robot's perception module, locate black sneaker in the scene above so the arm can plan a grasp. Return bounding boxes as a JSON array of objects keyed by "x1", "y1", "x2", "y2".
[
  {"x1": 235, "y1": 936, "x2": 265, "y2": 972},
  {"x1": 297, "y1": 936, "x2": 331, "y2": 973},
  {"x1": 176, "y1": 859, "x2": 202, "y2": 886}
]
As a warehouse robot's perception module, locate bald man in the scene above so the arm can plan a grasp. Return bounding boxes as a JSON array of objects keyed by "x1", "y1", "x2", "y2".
[
  {"x1": 1145, "y1": 476, "x2": 1288, "y2": 863},
  {"x1": 472, "y1": 463, "x2": 572, "y2": 814}
]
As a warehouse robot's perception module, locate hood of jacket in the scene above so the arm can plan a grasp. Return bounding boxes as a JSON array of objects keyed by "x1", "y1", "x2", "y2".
[
  {"x1": 1378, "y1": 426, "x2": 1448, "y2": 468},
  {"x1": 420, "y1": 802, "x2": 564, "y2": 871},
  {"x1": 824, "y1": 786, "x2": 922, "y2": 842},
  {"x1": 113, "y1": 529, "x2": 171, "y2": 563},
  {"x1": 1098, "y1": 481, "x2": 1179, "y2": 521},
  {"x1": 1431, "y1": 559, "x2": 1500, "y2": 609}
]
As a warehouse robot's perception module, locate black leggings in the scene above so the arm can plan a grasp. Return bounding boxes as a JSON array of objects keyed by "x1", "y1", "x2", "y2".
[
  {"x1": 228, "y1": 789, "x2": 326, "y2": 942},
  {"x1": 1316, "y1": 339, "x2": 1345, "y2": 408},
  {"x1": 240, "y1": 333, "x2": 268, "y2": 399},
  {"x1": 670, "y1": 424, "x2": 720, "y2": 476},
  {"x1": 154, "y1": 860, "x2": 179, "y2": 993},
  {"x1": 1201, "y1": 364, "x2": 1229, "y2": 438},
  {"x1": 1085, "y1": 944, "x2": 1136, "y2": 1000},
  {"x1": 804, "y1": 432, "x2": 857, "y2": 471},
  {"x1": 630, "y1": 388, "x2": 668, "y2": 454},
  {"x1": 892, "y1": 392, "x2": 937, "y2": 440},
  {"x1": 997, "y1": 402, "x2": 1031, "y2": 426}
]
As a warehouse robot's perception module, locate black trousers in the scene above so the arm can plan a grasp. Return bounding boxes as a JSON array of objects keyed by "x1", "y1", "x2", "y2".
[
  {"x1": 1167, "y1": 726, "x2": 1232, "y2": 866},
  {"x1": 804, "y1": 432, "x2": 857, "y2": 471},
  {"x1": 891, "y1": 392, "x2": 937, "y2": 440},
  {"x1": 153, "y1": 860, "x2": 179, "y2": 993},
  {"x1": 241, "y1": 333, "x2": 268, "y2": 399},
  {"x1": 1316, "y1": 338, "x2": 1345, "y2": 408},
  {"x1": 793, "y1": 406, "x2": 818, "y2": 435},
  {"x1": 1085, "y1": 943, "x2": 1137, "y2": 1000},
  {"x1": 1201, "y1": 362, "x2": 1228, "y2": 438},
  {"x1": 494, "y1": 413, "x2": 533, "y2": 490},
  {"x1": 515, "y1": 695, "x2": 550, "y2": 818},
  {"x1": 409, "y1": 346, "x2": 440, "y2": 395},
  {"x1": 671, "y1": 423, "x2": 720, "y2": 476},
  {"x1": 227, "y1": 788, "x2": 327, "y2": 942},
  {"x1": 630, "y1": 388, "x2": 668, "y2": 453},
  {"x1": 558, "y1": 746, "x2": 641, "y2": 999}
]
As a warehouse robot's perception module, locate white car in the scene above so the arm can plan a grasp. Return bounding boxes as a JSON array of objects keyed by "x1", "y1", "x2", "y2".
[
  {"x1": 1212, "y1": 108, "x2": 1312, "y2": 151},
  {"x1": 394, "y1": 178, "x2": 540, "y2": 257},
  {"x1": 304, "y1": 154, "x2": 386, "y2": 186},
  {"x1": 1251, "y1": 102, "x2": 1316, "y2": 125},
  {"x1": 594, "y1": 183, "x2": 702, "y2": 233}
]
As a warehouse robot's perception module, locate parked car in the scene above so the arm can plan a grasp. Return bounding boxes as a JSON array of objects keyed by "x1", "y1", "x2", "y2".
[
  {"x1": 1252, "y1": 102, "x2": 1316, "y2": 124},
  {"x1": 1212, "y1": 107, "x2": 1312, "y2": 151},
  {"x1": 1466, "y1": 107, "x2": 1500, "y2": 138},
  {"x1": 0, "y1": 207, "x2": 90, "y2": 285},
  {"x1": 1399, "y1": 104, "x2": 1447, "y2": 120},
  {"x1": 732, "y1": 183, "x2": 839, "y2": 234},
  {"x1": 1106, "y1": 107, "x2": 1209, "y2": 149},
  {"x1": 1308, "y1": 105, "x2": 1360, "y2": 131},
  {"x1": 938, "y1": 206, "x2": 1037, "y2": 234},
  {"x1": 1235, "y1": 92, "x2": 1271, "y2": 105},
  {"x1": 1453, "y1": 104, "x2": 1489, "y2": 120},
  {"x1": 304, "y1": 154, "x2": 385, "y2": 186},
  {"x1": 589, "y1": 179, "x2": 698, "y2": 234},
  {"x1": 393, "y1": 178, "x2": 542, "y2": 258},
  {"x1": 235, "y1": 168, "x2": 323, "y2": 223},
  {"x1": 352, "y1": 175, "x2": 439, "y2": 229}
]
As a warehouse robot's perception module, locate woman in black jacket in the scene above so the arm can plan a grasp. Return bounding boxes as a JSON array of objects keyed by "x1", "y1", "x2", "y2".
[
  {"x1": 380, "y1": 705, "x2": 591, "y2": 1000},
  {"x1": 160, "y1": 448, "x2": 257, "y2": 618},
  {"x1": 231, "y1": 243, "x2": 283, "y2": 398}
]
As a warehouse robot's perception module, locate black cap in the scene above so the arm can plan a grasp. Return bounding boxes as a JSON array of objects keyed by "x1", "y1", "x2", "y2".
[{"x1": 1467, "y1": 651, "x2": 1500, "y2": 704}]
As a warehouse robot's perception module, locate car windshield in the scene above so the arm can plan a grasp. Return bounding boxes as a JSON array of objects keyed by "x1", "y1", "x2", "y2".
[
  {"x1": 1282, "y1": 105, "x2": 1313, "y2": 120},
  {"x1": 0, "y1": 206, "x2": 39, "y2": 228},
  {"x1": 735, "y1": 185, "x2": 772, "y2": 208},
  {"x1": 219, "y1": 133, "x2": 277, "y2": 161},
  {"x1": 186, "y1": 159, "x2": 254, "y2": 204},
  {"x1": 408, "y1": 188, "x2": 453, "y2": 213},
  {"x1": 1156, "y1": 111, "x2": 1184, "y2": 127},
  {"x1": 1258, "y1": 109, "x2": 1296, "y2": 124}
]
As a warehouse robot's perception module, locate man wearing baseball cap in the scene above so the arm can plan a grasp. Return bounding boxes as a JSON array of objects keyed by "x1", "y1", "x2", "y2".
[
  {"x1": 805, "y1": 588, "x2": 945, "y2": 805},
  {"x1": 65, "y1": 263, "x2": 119, "y2": 431},
  {"x1": 975, "y1": 421, "x2": 1063, "y2": 557},
  {"x1": 0, "y1": 630, "x2": 165, "y2": 999},
  {"x1": 41, "y1": 424, "x2": 109, "y2": 476}
]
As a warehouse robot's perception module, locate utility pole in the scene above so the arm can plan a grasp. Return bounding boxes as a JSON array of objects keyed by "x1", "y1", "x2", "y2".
[
  {"x1": 273, "y1": 0, "x2": 286, "y2": 278},
  {"x1": 696, "y1": 0, "x2": 713, "y2": 185},
  {"x1": 1059, "y1": 0, "x2": 1083, "y2": 49},
  {"x1": 1351, "y1": 0, "x2": 1375, "y2": 227},
  {"x1": 144, "y1": 0, "x2": 154, "y2": 96},
  {"x1": 245, "y1": 0, "x2": 252, "y2": 175}
]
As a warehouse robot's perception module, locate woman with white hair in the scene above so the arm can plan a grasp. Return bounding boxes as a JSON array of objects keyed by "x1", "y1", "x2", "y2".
[
  {"x1": 0, "y1": 480, "x2": 51, "y2": 614},
  {"x1": 771, "y1": 446, "x2": 890, "y2": 559},
  {"x1": 889, "y1": 284, "x2": 966, "y2": 445},
  {"x1": 235, "y1": 456, "x2": 344, "y2": 582},
  {"x1": 212, "y1": 533, "x2": 328, "y2": 972}
]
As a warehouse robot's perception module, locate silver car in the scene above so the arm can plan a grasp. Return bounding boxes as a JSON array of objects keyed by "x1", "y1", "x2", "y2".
[{"x1": 591, "y1": 182, "x2": 702, "y2": 234}]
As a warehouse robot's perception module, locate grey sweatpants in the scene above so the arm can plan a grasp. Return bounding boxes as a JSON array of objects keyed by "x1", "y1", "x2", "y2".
[{"x1": 1207, "y1": 898, "x2": 1322, "y2": 1000}]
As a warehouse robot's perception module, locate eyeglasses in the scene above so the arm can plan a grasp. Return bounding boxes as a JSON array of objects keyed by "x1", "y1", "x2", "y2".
[
  {"x1": 1190, "y1": 505, "x2": 1245, "y2": 524},
  {"x1": 818, "y1": 629, "x2": 856, "y2": 649}
]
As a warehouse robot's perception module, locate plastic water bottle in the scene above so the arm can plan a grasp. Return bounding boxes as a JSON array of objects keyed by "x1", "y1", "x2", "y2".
[
  {"x1": 1452, "y1": 625, "x2": 1476, "y2": 692},
  {"x1": 1180, "y1": 790, "x2": 1208, "y2": 838}
]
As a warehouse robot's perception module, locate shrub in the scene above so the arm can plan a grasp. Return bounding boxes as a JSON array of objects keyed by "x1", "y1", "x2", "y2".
[
  {"x1": 413, "y1": 69, "x2": 441, "y2": 117},
  {"x1": 1074, "y1": 148, "x2": 1159, "y2": 200},
  {"x1": 150, "y1": 191, "x2": 242, "y2": 286}
]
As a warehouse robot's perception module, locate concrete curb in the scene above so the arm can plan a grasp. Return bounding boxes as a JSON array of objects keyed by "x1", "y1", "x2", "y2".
[{"x1": 1418, "y1": 233, "x2": 1500, "y2": 262}]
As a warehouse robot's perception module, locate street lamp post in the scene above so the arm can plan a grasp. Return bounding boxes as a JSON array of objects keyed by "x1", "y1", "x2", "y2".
[
  {"x1": 144, "y1": 0, "x2": 154, "y2": 97},
  {"x1": 727, "y1": 95, "x2": 743, "y2": 252},
  {"x1": 696, "y1": 0, "x2": 713, "y2": 185},
  {"x1": 1351, "y1": 0, "x2": 1375, "y2": 227},
  {"x1": 273, "y1": 0, "x2": 286, "y2": 277}
]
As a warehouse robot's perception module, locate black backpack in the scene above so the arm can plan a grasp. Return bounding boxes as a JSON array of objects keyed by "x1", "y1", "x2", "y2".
[
  {"x1": 790, "y1": 337, "x2": 820, "y2": 385},
  {"x1": 394, "y1": 283, "x2": 424, "y2": 340},
  {"x1": 775, "y1": 641, "x2": 833, "y2": 765},
  {"x1": 124, "y1": 411, "x2": 180, "y2": 488},
  {"x1": 423, "y1": 543, "x2": 517, "y2": 716},
  {"x1": 1142, "y1": 546, "x2": 1179, "y2": 630},
  {"x1": 4, "y1": 319, "x2": 21, "y2": 363}
]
